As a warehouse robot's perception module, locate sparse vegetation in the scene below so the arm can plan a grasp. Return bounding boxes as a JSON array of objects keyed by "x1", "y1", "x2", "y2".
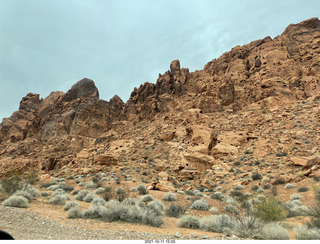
[
  {"x1": 190, "y1": 199, "x2": 210, "y2": 211},
  {"x1": 178, "y1": 215, "x2": 200, "y2": 229},
  {"x1": 137, "y1": 184, "x2": 148, "y2": 195},
  {"x1": 2, "y1": 195, "x2": 29, "y2": 208},
  {"x1": 165, "y1": 203, "x2": 185, "y2": 218},
  {"x1": 163, "y1": 192, "x2": 177, "y2": 202}
]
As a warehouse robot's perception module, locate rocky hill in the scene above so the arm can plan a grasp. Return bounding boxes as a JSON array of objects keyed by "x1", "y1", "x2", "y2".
[{"x1": 0, "y1": 17, "x2": 320, "y2": 190}]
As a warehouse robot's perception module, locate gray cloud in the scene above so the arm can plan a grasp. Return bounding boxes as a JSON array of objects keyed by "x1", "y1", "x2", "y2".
[{"x1": 0, "y1": 0, "x2": 319, "y2": 120}]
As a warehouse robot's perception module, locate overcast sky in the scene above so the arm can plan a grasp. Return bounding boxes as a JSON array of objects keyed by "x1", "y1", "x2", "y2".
[{"x1": 0, "y1": 0, "x2": 319, "y2": 120}]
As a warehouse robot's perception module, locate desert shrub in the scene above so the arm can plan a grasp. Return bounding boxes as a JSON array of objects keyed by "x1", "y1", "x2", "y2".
[
  {"x1": 193, "y1": 190, "x2": 204, "y2": 197},
  {"x1": 224, "y1": 204, "x2": 239, "y2": 216},
  {"x1": 251, "y1": 172, "x2": 262, "y2": 181},
  {"x1": 185, "y1": 190, "x2": 195, "y2": 196},
  {"x1": 85, "y1": 180, "x2": 97, "y2": 189},
  {"x1": 0, "y1": 175, "x2": 22, "y2": 196},
  {"x1": 2, "y1": 195, "x2": 29, "y2": 208},
  {"x1": 253, "y1": 197, "x2": 288, "y2": 222},
  {"x1": 190, "y1": 199, "x2": 210, "y2": 211},
  {"x1": 274, "y1": 177, "x2": 286, "y2": 185},
  {"x1": 75, "y1": 189, "x2": 90, "y2": 201},
  {"x1": 95, "y1": 187, "x2": 105, "y2": 195},
  {"x1": 130, "y1": 187, "x2": 137, "y2": 192},
  {"x1": 251, "y1": 185, "x2": 259, "y2": 192},
  {"x1": 63, "y1": 201, "x2": 80, "y2": 211},
  {"x1": 48, "y1": 194, "x2": 68, "y2": 205},
  {"x1": 40, "y1": 182, "x2": 54, "y2": 188},
  {"x1": 83, "y1": 205, "x2": 108, "y2": 219},
  {"x1": 101, "y1": 186, "x2": 114, "y2": 201},
  {"x1": 290, "y1": 193, "x2": 302, "y2": 201},
  {"x1": 209, "y1": 207, "x2": 219, "y2": 214},
  {"x1": 67, "y1": 206, "x2": 83, "y2": 219},
  {"x1": 13, "y1": 190, "x2": 32, "y2": 201},
  {"x1": 307, "y1": 203, "x2": 320, "y2": 229},
  {"x1": 210, "y1": 192, "x2": 224, "y2": 201},
  {"x1": 200, "y1": 214, "x2": 236, "y2": 235},
  {"x1": 256, "y1": 223, "x2": 289, "y2": 240},
  {"x1": 294, "y1": 226, "x2": 320, "y2": 240},
  {"x1": 178, "y1": 215, "x2": 200, "y2": 229},
  {"x1": 41, "y1": 191, "x2": 50, "y2": 197},
  {"x1": 122, "y1": 198, "x2": 137, "y2": 206},
  {"x1": 149, "y1": 199, "x2": 164, "y2": 212},
  {"x1": 105, "y1": 200, "x2": 163, "y2": 227},
  {"x1": 26, "y1": 187, "x2": 41, "y2": 197},
  {"x1": 141, "y1": 194, "x2": 154, "y2": 203},
  {"x1": 285, "y1": 183, "x2": 295, "y2": 189},
  {"x1": 298, "y1": 186, "x2": 309, "y2": 192},
  {"x1": 137, "y1": 184, "x2": 148, "y2": 195},
  {"x1": 24, "y1": 170, "x2": 39, "y2": 185},
  {"x1": 91, "y1": 197, "x2": 106, "y2": 206},
  {"x1": 234, "y1": 185, "x2": 244, "y2": 190},
  {"x1": 163, "y1": 192, "x2": 177, "y2": 202},
  {"x1": 62, "y1": 185, "x2": 74, "y2": 192},
  {"x1": 263, "y1": 184, "x2": 271, "y2": 190},
  {"x1": 284, "y1": 200, "x2": 310, "y2": 217},
  {"x1": 115, "y1": 187, "x2": 127, "y2": 202},
  {"x1": 257, "y1": 188, "x2": 264, "y2": 193},
  {"x1": 83, "y1": 192, "x2": 99, "y2": 203},
  {"x1": 47, "y1": 184, "x2": 60, "y2": 191},
  {"x1": 165, "y1": 203, "x2": 185, "y2": 218}
]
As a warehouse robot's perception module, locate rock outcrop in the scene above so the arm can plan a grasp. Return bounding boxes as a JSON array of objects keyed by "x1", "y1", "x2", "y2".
[{"x1": 0, "y1": 18, "x2": 320, "y2": 180}]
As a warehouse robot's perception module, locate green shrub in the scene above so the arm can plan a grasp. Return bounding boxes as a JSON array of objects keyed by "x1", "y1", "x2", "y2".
[
  {"x1": 253, "y1": 197, "x2": 288, "y2": 222},
  {"x1": 298, "y1": 186, "x2": 309, "y2": 192},
  {"x1": 48, "y1": 195, "x2": 68, "y2": 205},
  {"x1": 307, "y1": 203, "x2": 320, "y2": 229},
  {"x1": 85, "y1": 180, "x2": 97, "y2": 189},
  {"x1": 163, "y1": 192, "x2": 177, "y2": 201},
  {"x1": 2, "y1": 195, "x2": 29, "y2": 208},
  {"x1": 0, "y1": 175, "x2": 22, "y2": 196},
  {"x1": 190, "y1": 199, "x2": 210, "y2": 211},
  {"x1": 251, "y1": 172, "x2": 262, "y2": 181},
  {"x1": 83, "y1": 193, "x2": 99, "y2": 203},
  {"x1": 165, "y1": 203, "x2": 185, "y2": 218},
  {"x1": 115, "y1": 187, "x2": 127, "y2": 202},
  {"x1": 137, "y1": 184, "x2": 148, "y2": 195},
  {"x1": 91, "y1": 197, "x2": 106, "y2": 206},
  {"x1": 294, "y1": 226, "x2": 320, "y2": 240},
  {"x1": 75, "y1": 189, "x2": 90, "y2": 201},
  {"x1": 83, "y1": 205, "x2": 108, "y2": 219},
  {"x1": 285, "y1": 183, "x2": 295, "y2": 189},
  {"x1": 178, "y1": 215, "x2": 200, "y2": 229},
  {"x1": 101, "y1": 186, "x2": 114, "y2": 201},
  {"x1": 200, "y1": 214, "x2": 236, "y2": 235},
  {"x1": 67, "y1": 206, "x2": 83, "y2": 219},
  {"x1": 64, "y1": 201, "x2": 80, "y2": 211},
  {"x1": 141, "y1": 194, "x2": 154, "y2": 203},
  {"x1": 256, "y1": 223, "x2": 289, "y2": 240}
]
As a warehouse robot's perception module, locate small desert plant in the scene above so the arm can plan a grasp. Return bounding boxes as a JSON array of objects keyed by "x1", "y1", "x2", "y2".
[
  {"x1": 163, "y1": 192, "x2": 177, "y2": 201},
  {"x1": 178, "y1": 215, "x2": 200, "y2": 229},
  {"x1": 91, "y1": 197, "x2": 106, "y2": 206},
  {"x1": 200, "y1": 214, "x2": 236, "y2": 235},
  {"x1": 0, "y1": 174, "x2": 22, "y2": 196},
  {"x1": 63, "y1": 201, "x2": 80, "y2": 211},
  {"x1": 253, "y1": 197, "x2": 288, "y2": 222},
  {"x1": 75, "y1": 189, "x2": 90, "y2": 201},
  {"x1": 251, "y1": 172, "x2": 262, "y2": 181},
  {"x1": 224, "y1": 204, "x2": 239, "y2": 216},
  {"x1": 115, "y1": 187, "x2": 127, "y2": 202},
  {"x1": 137, "y1": 184, "x2": 148, "y2": 195},
  {"x1": 83, "y1": 205, "x2": 108, "y2": 219},
  {"x1": 141, "y1": 194, "x2": 154, "y2": 203},
  {"x1": 85, "y1": 180, "x2": 97, "y2": 189},
  {"x1": 101, "y1": 186, "x2": 114, "y2": 201},
  {"x1": 285, "y1": 183, "x2": 295, "y2": 189},
  {"x1": 190, "y1": 199, "x2": 210, "y2": 211},
  {"x1": 24, "y1": 170, "x2": 39, "y2": 185},
  {"x1": 83, "y1": 192, "x2": 99, "y2": 203},
  {"x1": 256, "y1": 223, "x2": 289, "y2": 240},
  {"x1": 95, "y1": 187, "x2": 105, "y2": 195},
  {"x1": 2, "y1": 195, "x2": 29, "y2": 208},
  {"x1": 294, "y1": 225, "x2": 320, "y2": 240},
  {"x1": 13, "y1": 190, "x2": 32, "y2": 201},
  {"x1": 165, "y1": 203, "x2": 185, "y2": 218},
  {"x1": 290, "y1": 193, "x2": 302, "y2": 201},
  {"x1": 298, "y1": 186, "x2": 309, "y2": 192},
  {"x1": 210, "y1": 192, "x2": 224, "y2": 201},
  {"x1": 130, "y1": 187, "x2": 137, "y2": 192},
  {"x1": 209, "y1": 207, "x2": 219, "y2": 214},
  {"x1": 234, "y1": 185, "x2": 244, "y2": 190},
  {"x1": 41, "y1": 191, "x2": 50, "y2": 197},
  {"x1": 48, "y1": 194, "x2": 68, "y2": 205},
  {"x1": 67, "y1": 206, "x2": 83, "y2": 219}
]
